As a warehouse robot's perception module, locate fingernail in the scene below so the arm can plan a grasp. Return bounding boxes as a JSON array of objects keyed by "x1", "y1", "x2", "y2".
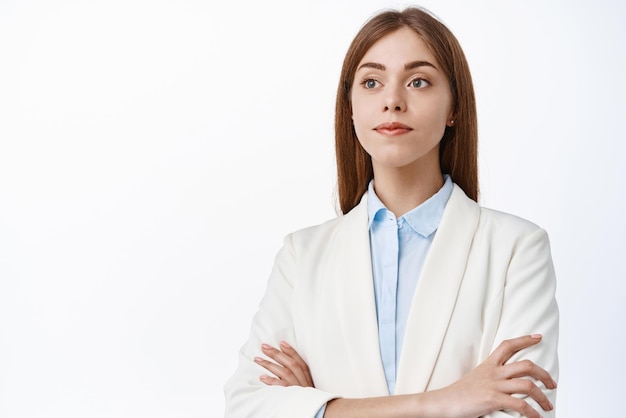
[
  {"x1": 549, "y1": 401, "x2": 554, "y2": 410},
  {"x1": 261, "y1": 343, "x2": 271, "y2": 350},
  {"x1": 552, "y1": 379, "x2": 558, "y2": 389},
  {"x1": 254, "y1": 357, "x2": 262, "y2": 363},
  {"x1": 531, "y1": 334, "x2": 542, "y2": 339},
  {"x1": 259, "y1": 375, "x2": 268, "y2": 381},
  {"x1": 280, "y1": 340, "x2": 289, "y2": 348}
]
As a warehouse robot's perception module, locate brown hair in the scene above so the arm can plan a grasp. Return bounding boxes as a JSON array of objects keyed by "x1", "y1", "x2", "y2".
[{"x1": 335, "y1": 7, "x2": 478, "y2": 214}]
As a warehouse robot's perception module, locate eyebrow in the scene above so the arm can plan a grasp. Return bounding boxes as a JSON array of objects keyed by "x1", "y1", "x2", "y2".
[{"x1": 357, "y1": 60, "x2": 437, "y2": 72}]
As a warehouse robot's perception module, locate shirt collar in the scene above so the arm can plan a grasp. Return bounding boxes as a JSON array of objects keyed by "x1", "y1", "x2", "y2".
[{"x1": 367, "y1": 174, "x2": 453, "y2": 238}]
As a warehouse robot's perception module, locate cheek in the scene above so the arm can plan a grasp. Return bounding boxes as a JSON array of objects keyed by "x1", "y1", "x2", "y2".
[
  {"x1": 350, "y1": 108, "x2": 372, "y2": 149},
  {"x1": 351, "y1": 96, "x2": 374, "y2": 125},
  {"x1": 414, "y1": 98, "x2": 451, "y2": 126}
]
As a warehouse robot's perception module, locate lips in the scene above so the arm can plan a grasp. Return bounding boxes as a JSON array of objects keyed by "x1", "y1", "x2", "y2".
[{"x1": 374, "y1": 122, "x2": 413, "y2": 136}]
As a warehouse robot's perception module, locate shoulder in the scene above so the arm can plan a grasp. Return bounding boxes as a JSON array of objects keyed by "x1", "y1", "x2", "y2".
[
  {"x1": 447, "y1": 187, "x2": 555, "y2": 296},
  {"x1": 449, "y1": 184, "x2": 549, "y2": 247},
  {"x1": 478, "y1": 206, "x2": 541, "y2": 234},
  {"x1": 285, "y1": 195, "x2": 369, "y2": 253},
  {"x1": 478, "y1": 206, "x2": 551, "y2": 257}
]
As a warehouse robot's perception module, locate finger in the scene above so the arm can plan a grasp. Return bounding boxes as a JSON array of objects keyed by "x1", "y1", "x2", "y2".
[
  {"x1": 279, "y1": 341, "x2": 314, "y2": 386},
  {"x1": 493, "y1": 393, "x2": 543, "y2": 418},
  {"x1": 501, "y1": 359, "x2": 557, "y2": 390},
  {"x1": 259, "y1": 374, "x2": 286, "y2": 387},
  {"x1": 253, "y1": 356, "x2": 298, "y2": 385},
  {"x1": 279, "y1": 341, "x2": 307, "y2": 369},
  {"x1": 498, "y1": 378, "x2": 554, "y2": 413},
  {"x1": 489, "y1": 334, "x2": 543, "y2": 365},
  {"x1": 260, "y1": 344, "x2": 307, "y2": 386},
  {"x1": 261, "y1": 343, "x2": 310, "y2": 386}
]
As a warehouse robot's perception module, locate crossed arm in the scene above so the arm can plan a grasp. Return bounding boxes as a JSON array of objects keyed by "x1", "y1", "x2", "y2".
[
  {"x1": 255, "y1": 335, "x2": 556, "y2": 418},
  {"x1": 227, "y1": 222, "x2": 559, "y2": 417}
]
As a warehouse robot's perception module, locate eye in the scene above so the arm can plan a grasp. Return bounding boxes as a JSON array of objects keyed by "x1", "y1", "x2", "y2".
[
  {"x1": 410, "y1": 78, "x2": 430, "y2": 89},
  {"x1": 361, "y1": 78, "x2": 380, "y2": 89}
]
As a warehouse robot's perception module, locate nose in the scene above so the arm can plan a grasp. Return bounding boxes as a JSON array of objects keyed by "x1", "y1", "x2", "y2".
[{"x1": 383, "y1": 84, "x2": 407, "y2": 112}]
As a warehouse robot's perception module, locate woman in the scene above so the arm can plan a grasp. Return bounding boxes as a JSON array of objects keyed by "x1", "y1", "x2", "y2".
[{"x1": 224, "y1": 7, "x2": 558, "y2": 418}]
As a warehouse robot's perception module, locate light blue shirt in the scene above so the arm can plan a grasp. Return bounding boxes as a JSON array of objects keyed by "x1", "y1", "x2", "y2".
[
  {"x1": 315, "y1": 175, "x2": 453, "y2": 417},
  {"x1": 368, "y1": 175, "x2": 452, "y2": 394}
]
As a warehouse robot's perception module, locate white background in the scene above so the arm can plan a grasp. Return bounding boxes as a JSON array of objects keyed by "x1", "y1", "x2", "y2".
[{"x1": 1, "y1": 0, "x2": 625, "y2": 416}]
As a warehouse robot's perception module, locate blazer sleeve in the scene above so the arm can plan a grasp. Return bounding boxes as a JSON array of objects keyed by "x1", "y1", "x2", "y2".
[
  {"x1": 224, "y1": 234, "x2": 338, "y2": 418},
  {"x1": 483, "y1": 227, "x2": 559, "y2": 418}
]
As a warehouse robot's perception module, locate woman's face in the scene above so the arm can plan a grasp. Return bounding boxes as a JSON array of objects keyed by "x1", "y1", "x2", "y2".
[{"x1": 351, "y1": 27, "x2": 453, "y2": 174}]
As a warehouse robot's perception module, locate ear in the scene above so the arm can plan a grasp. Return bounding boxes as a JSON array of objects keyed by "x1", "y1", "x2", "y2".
[{"x1": 446, "y1": 112, "x2": 456, "y2": 128}]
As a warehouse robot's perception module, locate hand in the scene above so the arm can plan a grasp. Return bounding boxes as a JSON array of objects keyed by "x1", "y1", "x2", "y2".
[
  {"x1": 254, "y1": 341, "x2": 314, "y2": 387},
  {"x1": 426, "y1": 334, "x2": 557, "y2": 418}
]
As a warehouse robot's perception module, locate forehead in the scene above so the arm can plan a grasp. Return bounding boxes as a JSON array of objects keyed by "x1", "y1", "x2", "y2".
[{"x1": 358, "y1": 27, "x2": 437, "y2": 67}]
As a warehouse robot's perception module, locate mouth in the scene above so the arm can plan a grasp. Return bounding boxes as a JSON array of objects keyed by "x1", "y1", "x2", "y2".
[{"x1": 374, "y1": 122, "x2": 413, "y2": 136}]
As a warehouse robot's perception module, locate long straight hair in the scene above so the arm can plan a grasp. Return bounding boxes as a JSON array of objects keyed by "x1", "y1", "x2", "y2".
[{"x1": 335, "y1": 7, "x2": 478, "y2": 214}]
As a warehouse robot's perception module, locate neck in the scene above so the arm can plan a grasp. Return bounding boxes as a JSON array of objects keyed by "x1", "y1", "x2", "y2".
[{"x1": 372, "y1": 163, "x2": 444, "y2": 218}]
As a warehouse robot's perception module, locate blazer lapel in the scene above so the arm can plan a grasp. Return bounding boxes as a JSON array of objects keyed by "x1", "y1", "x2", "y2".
[
  {"x1": 329, "y1": 195, "x2": 390, "y2": 396},
  {"x1": 395, "y1": 185, "x2": 480, "y2": 394}
]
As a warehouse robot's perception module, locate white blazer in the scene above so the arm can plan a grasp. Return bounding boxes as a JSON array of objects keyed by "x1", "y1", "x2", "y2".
[{"x1": 224, "y1": 184, "x2": 559, "y2": 417}]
